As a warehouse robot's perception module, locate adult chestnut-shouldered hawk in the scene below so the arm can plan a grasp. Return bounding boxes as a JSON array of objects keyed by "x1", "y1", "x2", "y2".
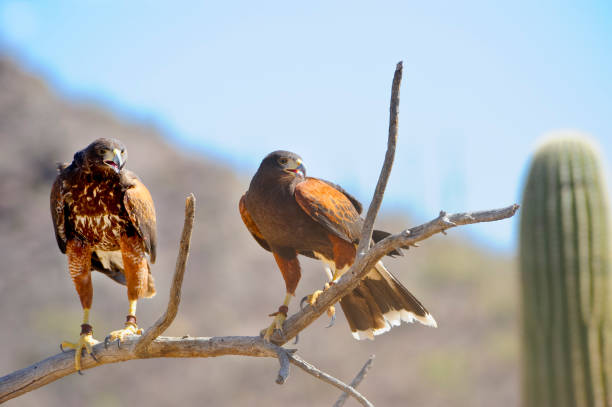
[{"x1": 239, "y1": 150, "x2": 436, "y2": 341}]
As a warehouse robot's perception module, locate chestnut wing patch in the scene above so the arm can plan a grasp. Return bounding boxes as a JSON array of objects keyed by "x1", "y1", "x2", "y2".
[
  {"x1": 123, "y1": 178, "x2": 157, "y2": 263},
  {"x1": 295, "y1": 178, "x2": 362, "y2": 243},
  {"x1": 239, "y1": 194, "x2": 271, "y2": 252},
  {"x1": 318, "y1": 179, "x2": 363, "y2": 214}
]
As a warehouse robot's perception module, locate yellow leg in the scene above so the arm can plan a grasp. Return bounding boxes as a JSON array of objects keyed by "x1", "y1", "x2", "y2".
[
  {"x1": 60, "y1": 308, "x2": 100, "y2": 374},
  {"x1": 129, "y1": 300, "x2": 137, "y2": 316},
  {"x1": 332, "y1": 269, "x2": 344, "y2": 282},
  {"x1": 105, "y1": 300, "x2": 142, "y2": 347},
  {"x1": 263, "y1": 293, "x2": 292, "y2": 341}
]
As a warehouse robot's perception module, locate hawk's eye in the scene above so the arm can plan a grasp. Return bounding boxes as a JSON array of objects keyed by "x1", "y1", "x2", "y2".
[
  {"x1": 98, "y1": 148, "x2": 107, "y2": 156},
  {"x1": 278, "y1": 157, "x2": 289, "y2": 165}
]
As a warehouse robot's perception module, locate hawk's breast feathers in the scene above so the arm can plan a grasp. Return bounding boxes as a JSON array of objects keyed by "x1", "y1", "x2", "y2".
[{"x1": 51, "y1": 160, "x2": 156, "y2": 265}]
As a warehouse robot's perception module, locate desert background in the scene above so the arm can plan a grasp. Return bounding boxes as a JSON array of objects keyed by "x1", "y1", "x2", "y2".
[{"x1": 1, "y1": 2, "x2": 611, "y2": 406}]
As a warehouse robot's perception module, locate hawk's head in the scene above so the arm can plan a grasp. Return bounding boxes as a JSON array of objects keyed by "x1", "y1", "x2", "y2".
[
  {"x1": 260, "y1": 150, "x2": 306, "y2": 179},
  {"x1": 76, "y1": 138, "x2": 127, "y2": 174}
]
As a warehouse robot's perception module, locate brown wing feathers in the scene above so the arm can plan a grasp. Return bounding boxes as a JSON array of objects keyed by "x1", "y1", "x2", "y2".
[
  {"x1": 122, "y1": 173, "x2": 157, "y2": 263},
  {"x1": 295, "y1": 178, "x2": 362, "y2": 243},
  {"x1": 239, "y1": 194, "x2": 271, "y2": 252},
  {"x1": 50, "y1": 177, "x2": 67, "y2": 253}
]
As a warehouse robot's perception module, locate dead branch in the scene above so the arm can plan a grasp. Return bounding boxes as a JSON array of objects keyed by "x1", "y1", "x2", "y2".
[
  {"x1": 134, "y1": 193, "x2": 195, "y2": 354},
  {"x1": 289, "y1": 354, "x2": 373, "y2": 407},
  {"x1": 0, "y1": 336, "x2": 271, "y2": 403},
  {"x1": 334, "y1": 355, "x2": 375, "y2": 407},
  {"x1": 0, "y1": 335, "x2": 366, "y2": 404},
  {"x1": 275, "y1": 348, "x2": 373, "y2": 406},
  {"x1": 0, "y1": 62, "x2": 520, "y2": 406},
  {"x1": 356, "y1": 61, "x2": 402, "y2": 257}
]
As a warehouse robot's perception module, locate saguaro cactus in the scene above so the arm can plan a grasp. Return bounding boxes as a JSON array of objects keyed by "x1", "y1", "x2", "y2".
[{"x1": 520, "y1": 133, "x2": 611, "y2": 407}]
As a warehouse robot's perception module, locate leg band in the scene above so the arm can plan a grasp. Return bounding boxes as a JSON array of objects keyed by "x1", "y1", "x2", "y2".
[
  {"x1": 80, "y1": 324, "x2": 93, "y2": 335},
  {"x1": 268, "y1": 305, "x2": 289, "y2": 317},
  {"x1": 126, "y1": 315, "x2": 137, "y2": 327},
  {"x1": 278, "y1": 305, "x2": 289, "y2": 316}
]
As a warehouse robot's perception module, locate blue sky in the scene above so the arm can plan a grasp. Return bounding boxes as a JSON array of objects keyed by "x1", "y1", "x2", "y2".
[{"x1": 1, "y1": 1, "x2": 611, "y2": 251}]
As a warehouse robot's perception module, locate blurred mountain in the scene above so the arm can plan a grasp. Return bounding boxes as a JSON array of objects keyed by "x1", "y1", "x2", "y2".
[{"x1": 0, "y1": 57, "x2": 520, "y2": 407}]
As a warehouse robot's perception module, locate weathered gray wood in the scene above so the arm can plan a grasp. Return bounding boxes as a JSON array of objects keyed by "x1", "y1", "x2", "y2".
[
  {"x1": 135, "y1": 194, "x2": 195, "y2": 354},
  {"x1": 334, "y1": 355, "x2": 375, "y2": 407}
]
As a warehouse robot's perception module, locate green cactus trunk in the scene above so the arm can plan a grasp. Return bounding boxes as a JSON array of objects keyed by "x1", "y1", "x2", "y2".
[{"x1": 520, "y1": 134, "x2": 611, "y2": 407}]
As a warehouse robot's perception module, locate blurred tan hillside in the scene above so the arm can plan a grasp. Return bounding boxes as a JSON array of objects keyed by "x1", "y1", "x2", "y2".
[{"x1": 0, "y1": 57, "x2": 519, "y2": 406}]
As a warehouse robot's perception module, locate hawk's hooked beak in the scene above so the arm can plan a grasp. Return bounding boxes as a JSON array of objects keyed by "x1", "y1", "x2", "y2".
[
  {"x1": 285, "y1": 160, "x2": 306, "y2": 178},
  {"x1": 104, "y1": 148, "x2": 123, "y2": 173}
]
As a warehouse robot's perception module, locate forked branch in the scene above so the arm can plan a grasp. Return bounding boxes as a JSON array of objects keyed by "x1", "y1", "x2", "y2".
[
  {"x1": 334, "y1": 356, "x2": 375, "y2": 407},
  {"x1": 134, "y1": 193, "x2": 195, "y2": 354},
  {"x1": 0, "y1": 62, "x2": 519, "y2": 407}
]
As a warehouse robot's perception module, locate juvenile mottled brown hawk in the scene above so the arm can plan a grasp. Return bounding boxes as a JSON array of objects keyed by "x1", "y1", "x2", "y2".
[
  {"x1": 240, "y1": 151, "x2": 436, "y2": 341},
  {"x1": 50, "y1": 138, "x2": 157, "y2": 373}
]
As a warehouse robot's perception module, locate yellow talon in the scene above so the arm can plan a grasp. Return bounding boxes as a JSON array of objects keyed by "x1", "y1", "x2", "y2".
[
  {"x1": 60, "y1": 329, "x2": 100, "y2": 374},
  {"x1": 105, "y1": 322, "x2": 142, "y2": 345},
  {"x1": 263, "y1": 312, "x2": 287, "y2": 342},
  {"x1": 306, "y1": 283, "x2": 336, "y2": 322},
  {"x1": 307, "y1": 289, "x2": 324, "y2": 305},
  {"x1": 105, "y1": 313, "x2": 142, "y2": 348},
  {"x1": 262, "y1": 293, "x2": 292, "y2": 341}
]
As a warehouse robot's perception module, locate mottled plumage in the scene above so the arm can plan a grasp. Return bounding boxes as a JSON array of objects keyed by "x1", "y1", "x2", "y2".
[
  {"x1": 51, "y1": 140, "x2": 156, "y2": 295},
  {"x1": 50, "y1": 138, "x2": 157, "y2": 372},
  {"x1": 241, "y1": 150, "x2": 436, "y2": 340}
]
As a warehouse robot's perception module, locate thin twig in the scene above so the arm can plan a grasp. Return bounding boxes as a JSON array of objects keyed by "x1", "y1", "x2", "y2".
[
  {"x1": 134, "y1": 194, "x2": 195, "y2": 354},
  {"x1": 334, "y1": 355, "x2": 375, "y2": 407},
  {"x1": 356, "y1": 61, "x2": 402, "y2": 258},
  {"x1": 289, "y1": 354, "x2": 374, "y2": 407}
]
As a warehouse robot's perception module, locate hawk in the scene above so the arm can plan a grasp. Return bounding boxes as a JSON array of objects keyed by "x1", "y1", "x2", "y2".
[
  {"x1": 240, "y1": 150, "x2": 436, "y2": 341},
  {"x1": 50, "y1": 138, "x2": 157, "y2": 373}
]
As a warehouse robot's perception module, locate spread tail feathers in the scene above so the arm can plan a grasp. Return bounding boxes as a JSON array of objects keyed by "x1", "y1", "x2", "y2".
[{"x1": 339, "y1": 261, "x2": 436, "y2": 340}]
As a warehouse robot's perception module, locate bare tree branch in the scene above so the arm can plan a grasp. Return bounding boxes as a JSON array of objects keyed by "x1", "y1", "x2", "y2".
[
  {"x1": 0, "y1": 335, "x2": 373, "y2": 405},
  {"x1": 289, "y1": 354, "x2": 374, "y2": 407},
  {"x1": 0, "y1": 336, "x2": 273, "y2": 403},
  {"x1": 356, "y1": 61, "x2": 402, "y2": 258},
  {"x1": 273, "y1": 344, "x2": 374, "y2": 406},
  {"x1": 274, "y1": 346, "x2": 296, "y2": 384},
  {"x1": 0, "y1": 62, "x2": 520, "y2": 406},
  {"x1": 135, "y1": 194, "x2": 195, "y2": 354},
  {"x1": 334, "y1": 355, "x2": 375, "y2": 407}
]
